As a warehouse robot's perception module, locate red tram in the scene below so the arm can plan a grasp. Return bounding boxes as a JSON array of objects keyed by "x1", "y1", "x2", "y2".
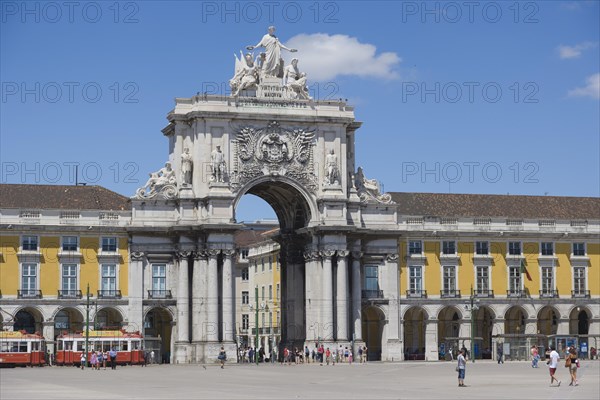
[
  {"x1": 55, "y1": 329, "x2": 145, "y2": 366},
  {"x1": 0, "y1": 330, "x2": 46, "y2": 367}
]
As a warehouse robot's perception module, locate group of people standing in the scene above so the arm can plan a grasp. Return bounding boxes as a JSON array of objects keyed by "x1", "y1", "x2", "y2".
[{"x1": 80, "y1": 349, "x2": 118, "y2": 370}]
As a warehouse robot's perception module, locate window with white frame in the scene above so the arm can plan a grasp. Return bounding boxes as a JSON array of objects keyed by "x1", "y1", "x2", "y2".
[
  {"x1": 269, "y1": 285, "x2": 272, "y2": 300},
  {"x1": 541, "y1": 266, "x2": 554, "y2": 294},
  {"x1": 269, "y1": 256, "x2": 273, "y2": 270},
  {"x1": 541, "y1": 242, "x2": 554, "y2": 256},
  {"x1": 442, "y1": 241, "x2": 456, "y2": 255},
  {"x1": 261, "y1": 258, "x2": 265, "y2": 272},
  {"x1": 21, "y1": 263, "x2": 37, "y2": 293},
  {"x1": 101, "y1": 237, "x2": 117, "y2": 252},
  {"x1": 101, "y1": 264, "x2": 117, "y2": 294},
  {"x1": 62, "y1": 236, "x2": 78, "y2": 252},
  {"x1": 261, "y1": 286, "x2": 265, "y2": 301},
  {"x1": 364, "y1": 266, "x2": 379, "y2": 292},
  {"x1": 442, "y1": 266, "x2": 456, "y2": 293},
  {"x1": 508, "y1": 241, "x2": 521, "y2": 256},
  {"x1": 572, "y1": 243, "x2": 585, "y2": 256},
  {"x1": 242, "y1": 314, "x2": 249, "y2": 330},
  {"x1": 509, "y1": 266, "x2": 522, "y2": 293},
  {"x1": 276, "y1": 283, "x2": 280, "y2": 299},
  {"x1": 408, "y1": 266, "x2": 422, "y2": 293},
  {"x1": 476, "y1": 266, "x2": 489, "y2": 293},
  {"x1": 22, "y1": 236, "x2": 38, "y2": 251},
  {"x1": 408, "y1": 241, "x2": 422, "y2": 255},
  {"x1": 62, "y1": 264, "x2": 78, "y2": 293},
  {"x1": 241, "y1": 267, "x2": 249, "y2": 281},
  {"x1": 240, "y1": 249, "x2": 249, "y2": 259},
  {"x1": 475, "y1": 241, "x2": 489, "y2": 255},
  {"x1": 573, "y1": 267, "x2": 586, "y2": 295},
  {"x1": 152, "y1": 264, "x2": 166, "y2": 295},
  {"x1": 261, "y1": 312, "x2": 265, "y2": 328},
  {"x1": 242, "y1": 291, "x2": 249, "y2": 305}
]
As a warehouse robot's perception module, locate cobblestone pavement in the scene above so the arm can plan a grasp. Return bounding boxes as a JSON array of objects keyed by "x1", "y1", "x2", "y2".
[{"x1": 1, "y1": 360, "x2": 598, "y2": 400}]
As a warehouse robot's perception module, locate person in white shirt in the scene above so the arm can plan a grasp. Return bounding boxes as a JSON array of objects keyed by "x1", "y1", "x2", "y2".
[
  {"x1": 547, "y1": 346, "x2": 561, "y2": 387},
  {"x1": 457, "y1": 349, "x2": 467, "y2": 387}
]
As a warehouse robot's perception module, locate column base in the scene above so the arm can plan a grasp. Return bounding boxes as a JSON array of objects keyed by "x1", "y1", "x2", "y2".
[
  {"x1": 193, "y1": 341, "x2": 237, "y2": 364},
  {"x1": 173, "y1": 342, "x2": 193, "y2": 364},
  {"x1": 384, "y1": 339, "x2": 404, "y2": 361}
]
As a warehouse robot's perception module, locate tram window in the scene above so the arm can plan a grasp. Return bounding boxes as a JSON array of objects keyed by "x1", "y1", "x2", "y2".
[
  {"x1": 65, "y1": 341, "x2": 73, "y2": 350},
  {"x1": 131, "y1": 341, "x2": 140, "y2": 350},
  {"x1": 120, "y1": 341, "x2": 128, "y2": 351},
  {"x1": 32, "y1": 342, "x2": 39, "y2": 351},
  {"x1": 0, "y1": 342, "x2": 9, "y2": 352},
  {"x1": 19, "y1": 342, "x2": 28, "y2": 352}
]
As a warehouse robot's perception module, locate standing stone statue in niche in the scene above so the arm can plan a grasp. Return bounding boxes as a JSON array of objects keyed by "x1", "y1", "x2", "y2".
[
  {"x1": 325, "y1": 149, "x2": 339, "y2": 185},
  {"x1": 181, "y1": 147, "x2": 193, "y2": 185},
  {"x1": 211, "y1": 145, "x2": 226, "y2": 183},
  {"x1": 246, "y1": 26, "x2": 297, "y2": 78}
]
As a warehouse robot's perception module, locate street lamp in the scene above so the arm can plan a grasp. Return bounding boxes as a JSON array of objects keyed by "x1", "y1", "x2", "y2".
[{"x1": 465, "y1": 286, "x2": 479, "y2": 363}]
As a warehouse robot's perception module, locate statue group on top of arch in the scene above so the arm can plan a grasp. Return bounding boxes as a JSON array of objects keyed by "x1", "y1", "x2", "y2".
[
  {"x1": 229, "y1": 26, "x2": 311, "y2": 100},
  {"x1": 353, "y1": 167, "x2": 394, "y2": 204}
]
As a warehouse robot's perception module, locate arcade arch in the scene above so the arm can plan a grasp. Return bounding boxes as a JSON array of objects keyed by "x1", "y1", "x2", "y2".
[
  {"x1": 94, "y1": 307, "x2": 124, "y2": 330},
  {"x1": 144, "y1": 307, "x2": 174, "y2": 364},
  {"x1": 14, "y1": 308, "x2": 43, "y2": 333},
  {"x1": 362, "y1": 305, "x2": 385, "y2": 361},
  {"x1": 403, "y1": 307, "x2": 427, "y2": 360}
]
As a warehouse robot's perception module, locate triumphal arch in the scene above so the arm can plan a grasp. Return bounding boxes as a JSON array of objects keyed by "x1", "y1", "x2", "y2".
[{"x1": 128, "y1": 27, "x2": 400, "y2": 363}]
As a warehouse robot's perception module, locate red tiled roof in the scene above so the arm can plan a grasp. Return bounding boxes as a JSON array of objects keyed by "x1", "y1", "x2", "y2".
[
  {"x1": 390, "y1": 192, "x2": 600, "y2": 220},
  {"x1": 0, "y1": 184, "x2": 130, "y2": 211}
]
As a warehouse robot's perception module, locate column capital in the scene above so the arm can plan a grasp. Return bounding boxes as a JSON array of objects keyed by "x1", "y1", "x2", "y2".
[
  {"x1": 386, "y1": 253, "x2": 399, "y2": 262},
  {"x1": 130, "y1": 251, "x2": 145, "y2": 261},
  {"x1": 337, "y1": 250, "x2": 349, "y2": 258},
  {"x1": 320, "y1": 249, "x2": 336, "y2": 258},
  {"x1": 304, "y1": 251, "x2": 321, "y2": 262},
  {"x1": 176, "y1": 250, "x2": 192, "y2": 260},
  {"x1": 352, "y1": 251, "x2": 363, "y2": 260},
  {"x1": 208, "y1": 249, "x2": 222, "y2": 258},
  {"x1": 222, "y1": 249, "x2": 236, "y2": 258},
  {"x1": 193, "y1": 250, "x2": 208, "y2": 261}
]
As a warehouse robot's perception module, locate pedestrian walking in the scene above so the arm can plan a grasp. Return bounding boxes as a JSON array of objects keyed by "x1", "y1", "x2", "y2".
[
  {"x1": 325, "y1": 348, "x2": 331, "y2": 365},
  {"x1": 531, "y1": 345, "x2": 539, "y2": 368},
  {"x1": 566, "y1": 347, "x2": 579, "y2": 386},
  {"x1": 362, "y1": 346, "x2": 368, "y2": 363},
  {"x1": 457, "y1": 349, "x2": 467, "y2": 387},
  {"x1": 80, "y1": 353, "x2": 86, "y2": 370},
  {"x1": 547, "y1": 346, "x2": 561, "y2": 387},
  {"x1": 497, "y1": 342, "x2": 504, "y2": 364},
  {"x1": 109, "y1": 348, "x2": 117, "y2": 370},
  {"x1": 97, "y1": 351, "x2": 104, "y2": 370},
  {"x1": 218, "y1": 346, "x2": 226, "y2": 369}
]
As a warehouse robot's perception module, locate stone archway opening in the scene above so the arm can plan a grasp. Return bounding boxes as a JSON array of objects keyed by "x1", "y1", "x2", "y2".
[
  {"x1": 14, "y1": 308, "x2": 43, "y2": 334},
  {"x1": 403, "y1": 307, "x2": 427, "y2": 361},
  {"x1": 438, "y1": 306, "x2": 462, "y2": 361},
  {"x1": 235, "y1": 178, "x2": 315, "y2": 352},
  {"x1": 95, "y1": 307, "x2": 124, "y2": 330},
  {"x1": 569, "y1": 307, "x2": 591, "y2": 335},
  {"x1": 362, "y1": 305, "x2": 385, "y2": 361},
  {"x1": 474, "y1": 306, "x2": 495, "y2": 359},
  {"x1": 537, "y1": 306, "x2": 559, "y2": 336},
  {"x1": 54, "y1": 307, "x2": 84, "y2": 334},
  {"x1": 144, "y1": 307, "x2": 173, "y2": 364}
]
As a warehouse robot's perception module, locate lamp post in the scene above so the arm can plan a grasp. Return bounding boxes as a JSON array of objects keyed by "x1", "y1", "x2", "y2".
[
  {"x1": 255, "y1": 286, "x2": 259, "y2": 365},
  {"x1": 467, "y1": 286, "x2": 479, "y2": 363}
]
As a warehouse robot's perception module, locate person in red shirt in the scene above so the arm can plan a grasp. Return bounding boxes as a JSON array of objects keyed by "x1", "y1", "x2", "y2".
[{"x1": 325, "y1": 348, "x2": 332, "y2": 365}]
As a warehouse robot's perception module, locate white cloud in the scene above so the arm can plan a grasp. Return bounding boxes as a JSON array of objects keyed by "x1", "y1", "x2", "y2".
[
  {"x1": 568, "y1": 73, "x2": 600, "y2": 99},
  {"x1": 557, "y1": 42, "x2": 598, "y2": 59},
  {"x1": 283, "y1": 33, "x2": 401, "y2": 81}
]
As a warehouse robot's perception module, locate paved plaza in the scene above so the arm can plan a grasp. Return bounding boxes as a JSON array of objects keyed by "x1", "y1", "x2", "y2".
[{"x1": 1, "y1": 360, "x2": 598, "y2": 400}]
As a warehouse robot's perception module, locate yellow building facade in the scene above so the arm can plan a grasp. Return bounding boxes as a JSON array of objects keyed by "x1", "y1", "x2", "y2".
[{"x1": 0, "y1": 185, "x2": 131, "y2": 353}]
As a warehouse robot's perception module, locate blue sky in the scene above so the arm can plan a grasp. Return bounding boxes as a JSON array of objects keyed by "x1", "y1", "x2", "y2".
[{"x1": 1, "y1": 1, "x2": 599, "y2": 222}]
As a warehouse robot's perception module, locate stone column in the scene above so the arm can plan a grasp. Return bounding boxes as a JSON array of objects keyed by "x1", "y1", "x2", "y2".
[
  {"x1": 128, "y1": 252, "x2": 145, "y2": 333},
  {"x1": 42, "y1": 321, "x2": 55, "y2": 354},
  {"x1": 206, "y1": 249, "x2": 220, "y2": 342},
  {"x1": 336, "y1": 250, "x2": 349, "y2": 342},
  {"x1": 321, "y1": 250, "x2": 335, "y2": 341},
  {"x1": 192, "y1": 251, "x2": 208, "y2": 343},
  {"x1": 222, "y1": 250, "x2": 235, "y2": 342},
  {"x1": 351, "y1": 252, "x2": 363, "y2": 342},
  {"x1": 425, "y1": 318, "x2": 439, "y2": 362},
  {"x1": 304, "y1": 250, "x2": 321, "y2": 343},
  {"x1": 385, "y1": 253, "x2": 402, "y2": 360},
  {"x1": 176, "y1": 251, "x2": 191, "y2": 343}
]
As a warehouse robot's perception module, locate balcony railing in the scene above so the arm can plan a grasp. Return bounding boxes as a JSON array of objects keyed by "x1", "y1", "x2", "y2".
[
  {"x1": 97, "y1": 290, "x2": 122, "y2": 299},
  {"x1": 440, "y1": 289, "x2": 461, "y2": 298},
  {"x1": 571, "y1": 290, "x2": 590, "y2": 299},
  {"x1": 474, "y1": 289, "x2": 494, "y2": 298},
  {"x1": 18, "y1": 290, "x2": 42, "y2": 299},
  {"x1": 539, "y1": 289, "x2": 559, "y2": 298},
  {"x1": 406, "y1": 290, "x2": 427, "y2": 298},
  {"x1": 147, "y1": 290, "x2": 173, "y2": 299},
  {"x1": 362, "y1": 289, "x2": 384, "y2": 299},
  {"x1": 507, "y1": 289, "x2": 529, "y2": 298},
  {"x1": 58, "y1": 289, "x2": 82, "y2": 299}
]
